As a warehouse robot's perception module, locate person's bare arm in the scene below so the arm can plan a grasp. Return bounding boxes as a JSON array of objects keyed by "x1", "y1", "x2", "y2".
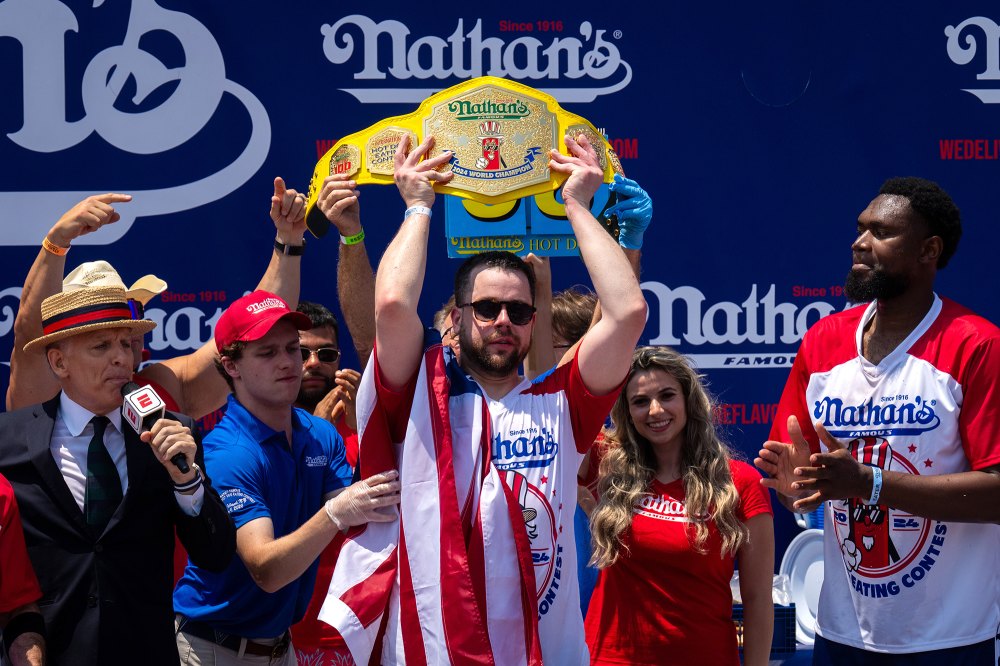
[
  {"x1": 139, "y1": 178, "x2": 306, "y2": 418},
  {"x1": 316, "y1": 174, "x2": 376, "y2": 369},
  {"x1": 7, "y1": 194, "x2": 132, "y2": 410},
  {"x1": 737, "y1": 514, "x2": 775, "y2": 666},
  {"x1": 549, "y1": 135, "x2": 647, "y2": 395},
  {"x1": 374, "y1": 136, "x2": 454, "y2": 389},
  {"x1": 523, "y1": 254, "x2": 555, "y2": 380},
  {"x1": 236, "y1": 472, "x2": 398, "y2": 592},
  {"x1": 554, "y1": 247, "x2": 641, "y2": 373}
]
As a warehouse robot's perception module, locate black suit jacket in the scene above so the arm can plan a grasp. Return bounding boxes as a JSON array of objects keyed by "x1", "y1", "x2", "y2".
[{"x1": 0, "y1": 396, "x2": 236, "y2": 666}]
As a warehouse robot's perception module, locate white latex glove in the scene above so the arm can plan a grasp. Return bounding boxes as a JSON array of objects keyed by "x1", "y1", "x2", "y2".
[{"x1": 325, "y1": 470, "x2": 400, "y2": 531}]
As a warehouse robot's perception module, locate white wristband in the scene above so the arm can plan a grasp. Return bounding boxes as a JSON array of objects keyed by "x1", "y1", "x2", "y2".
[
  {"x1": 404, "y1": 205, "x2": 432, "y2": 220},
  {"x1": 864, "y1": 466, "x2": 883, "y2": 505},
  {"x1": 324, "y1": 498, "x2": 346, "y2": 532}
]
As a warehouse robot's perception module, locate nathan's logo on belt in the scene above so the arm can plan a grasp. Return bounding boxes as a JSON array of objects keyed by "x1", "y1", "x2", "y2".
[
  {"x1": 448, "y1": 100, "x2": 531, "y2": 121},
  {"x1": 492, "y1": 427, "x2": 559, "y2": 470},
  {"x1": 812, "y1": 395, "x2": 941, "y2": 438}
]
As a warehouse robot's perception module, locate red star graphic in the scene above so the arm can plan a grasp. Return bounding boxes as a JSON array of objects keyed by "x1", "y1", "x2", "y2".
[
  {"x1": 558, "y1": 526, "x2": 563, "y2": 534},
  {"x1": 908, "y1": 444, "x2": 917, "y2": 454},
  {"x1": 923, "y1": 459, "x2": 933, "y2": 468},
  {"x1": 540, "y1": 475, "x2": 548, "y2": 484}
]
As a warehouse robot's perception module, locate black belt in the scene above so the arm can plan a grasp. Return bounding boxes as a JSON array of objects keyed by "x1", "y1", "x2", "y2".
[{"x1": 177, "y1": 616, "x2": 290, "y2": 659}]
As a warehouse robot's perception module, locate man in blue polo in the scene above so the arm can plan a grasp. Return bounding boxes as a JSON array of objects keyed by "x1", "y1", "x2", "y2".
[{"x1": 173, "y1": 290, "x2": 399, "y2": 664}]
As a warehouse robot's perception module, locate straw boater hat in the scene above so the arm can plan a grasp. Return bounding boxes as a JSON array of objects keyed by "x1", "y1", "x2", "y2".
[
  {"x1": 23, "y1": 262, "x2": 160, "y2": 353},
  {"x1": 62, "y1": 260, "x2": 168, "y2": 306}
]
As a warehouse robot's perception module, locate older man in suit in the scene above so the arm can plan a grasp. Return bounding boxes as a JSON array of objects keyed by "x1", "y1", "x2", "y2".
[{"x1": 0, "y1": 273, "x2": 235, "y2": 666}]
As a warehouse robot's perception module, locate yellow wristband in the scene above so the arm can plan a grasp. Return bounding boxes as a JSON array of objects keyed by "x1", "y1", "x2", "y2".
[
  {"x1": 42, "y1": 236, "x2": 69, "y2": 256},
  {"x1": 341, "y1": 228, "x2": 366, "y2": 246}
]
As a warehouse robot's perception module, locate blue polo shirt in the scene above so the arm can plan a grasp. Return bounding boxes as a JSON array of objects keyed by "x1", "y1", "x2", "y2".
[{"x1": 173, "y1": 395, "x2": 353, "y2": 637}]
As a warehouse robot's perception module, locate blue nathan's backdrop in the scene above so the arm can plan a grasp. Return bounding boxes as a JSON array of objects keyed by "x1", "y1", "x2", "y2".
[{"x1": 2, "y1": 1, "x2": 999, "y2": 564}]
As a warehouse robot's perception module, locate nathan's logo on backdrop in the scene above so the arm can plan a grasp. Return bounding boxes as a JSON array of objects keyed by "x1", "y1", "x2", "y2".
[
  {"x1": 642, "y1": 283, "x2": 839, "y2": 369},
  {"x1": 0, "y1": 289, "x2": 225, "y2": 355},
  {"x1": 945, "y1": 16, "x2": 1000, "y2": 104},
  {"x1": 319, "y1": 16, "x2": 632, "y2": 103},
  {"x1": 0, "y1": 0, "x2": 270, "y2": 246}
]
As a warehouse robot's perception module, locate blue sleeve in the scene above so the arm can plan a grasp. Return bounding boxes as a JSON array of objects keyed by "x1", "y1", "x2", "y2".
[{"x1": 203, "y1": 430, "x2": 271, "y2": 529}]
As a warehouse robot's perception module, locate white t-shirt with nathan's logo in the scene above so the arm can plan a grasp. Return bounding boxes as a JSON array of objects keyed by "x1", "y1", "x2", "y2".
[
  {"x1": 488, "y1": 356, "x2": 618, "y2": 666},
  {"x1": 772, "y1": 294, "x2": 1000, "y2": 653}
]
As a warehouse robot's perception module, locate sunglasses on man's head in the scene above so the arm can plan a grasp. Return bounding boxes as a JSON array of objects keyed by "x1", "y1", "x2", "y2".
[
  {"x1": 300, "y1": 347, "x2": 341, "y2": 363},
  {"x1": 458, "y1": 300, "x2": 536, "y2": 326}
]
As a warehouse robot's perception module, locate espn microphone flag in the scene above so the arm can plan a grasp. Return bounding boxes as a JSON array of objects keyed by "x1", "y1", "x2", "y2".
[
  {"x1": 121, "y1": 382, "x2": 189, "y2": 473},
  {"x1": 319, "y1": 346, "x2": 541, "y2": 666}
]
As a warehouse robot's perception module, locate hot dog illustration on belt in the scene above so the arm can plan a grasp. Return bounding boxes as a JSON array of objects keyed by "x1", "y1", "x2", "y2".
[{"x1": 476, "y1": 121, "x2": 506, "y2": 170}]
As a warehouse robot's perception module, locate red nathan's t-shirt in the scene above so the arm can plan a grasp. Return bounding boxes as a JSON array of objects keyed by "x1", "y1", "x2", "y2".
[
  {"x1": 584, "y1": 460, "x2": 772, "y2": 666},
  {"x1": 0, "y1": 475, "x2": 42, "y2": 613}
]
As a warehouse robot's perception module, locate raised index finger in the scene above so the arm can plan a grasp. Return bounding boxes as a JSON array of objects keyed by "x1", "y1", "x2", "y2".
[
  {"x1": 273, "y1": 176, "x2": 287, "y2": 199},
  {"x1": 94, "y1": 193, "x2": 132, "y2": 204}
]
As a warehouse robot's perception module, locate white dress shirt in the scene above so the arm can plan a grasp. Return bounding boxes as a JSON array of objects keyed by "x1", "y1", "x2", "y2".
[{"x1": 51, "y1": 392, "x2": 203, "y2": 516}]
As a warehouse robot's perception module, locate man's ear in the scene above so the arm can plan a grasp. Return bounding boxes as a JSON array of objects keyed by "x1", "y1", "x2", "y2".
[
  {"x1": 47, "y1": 345, "x2": 69, "y2": 379},
  {"x1": 450, "y1": 306, "x2": 462, "y2": 330},
  {"x1": 920, "y1": 235, "x2": 943, "y2": 266},
  {"x1": 220, "y1": 356, "x2": 241, "y2": 382}
]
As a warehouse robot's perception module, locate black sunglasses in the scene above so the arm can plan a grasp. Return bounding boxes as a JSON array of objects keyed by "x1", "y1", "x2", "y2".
[
  {"x1": 458, "y1": 300, "x2": 536, "y2": 326},
  {"x1": 300, "y1": 347, "x2": 340, "y2": 363}
]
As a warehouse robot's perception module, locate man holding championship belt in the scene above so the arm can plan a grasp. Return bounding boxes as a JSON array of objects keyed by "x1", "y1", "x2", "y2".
[{"x1": 322, "y1": 131, "x2": 646, "y2": 666}]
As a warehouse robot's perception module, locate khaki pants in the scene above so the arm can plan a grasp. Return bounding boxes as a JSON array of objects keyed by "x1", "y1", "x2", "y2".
[{"x1": 175, "y1": 618, "x2": 298, "y2": 666}]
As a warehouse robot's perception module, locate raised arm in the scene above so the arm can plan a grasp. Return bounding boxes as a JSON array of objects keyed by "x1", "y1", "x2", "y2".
[
  {"x1": 139, "y1": 178, "x2": 306, "y2": 418},
  {"x1": 548, "y1": 135, "x2": 647, "y2": 395},
  {"x1": 7, "y1": 194, "x2": 132, "y2": 410},
  {"x1": 553, "y1": 175, "x2": 650, "y2": 372},
  {"x1": 523, "y1": 254, "x2": 555, "y2": 380},
  {"x1": 374, "y1": 136, "x2": 454, "y2": 389},
  {"x1": 316, "y1": 174, "x2": 376, "y2": 369}
]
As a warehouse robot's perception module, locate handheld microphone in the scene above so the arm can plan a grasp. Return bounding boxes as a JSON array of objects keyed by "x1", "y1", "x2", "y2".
[{"x1": 121, "y1": 382, "x2": 190, "y2": 474}]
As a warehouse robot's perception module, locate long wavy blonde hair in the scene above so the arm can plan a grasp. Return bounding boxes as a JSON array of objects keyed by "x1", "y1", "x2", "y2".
[{"x1": 590, "y1": 346, "x2": 747, "y2": 568}]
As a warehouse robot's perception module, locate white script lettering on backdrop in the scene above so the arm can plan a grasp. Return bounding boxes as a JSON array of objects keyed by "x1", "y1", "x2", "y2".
[
  {"x1": 321, "y1": 16, "x2": 632, "y2": 104},
  {"x1": 0, "y1": 0, "x2": 270, "y2": 246}
]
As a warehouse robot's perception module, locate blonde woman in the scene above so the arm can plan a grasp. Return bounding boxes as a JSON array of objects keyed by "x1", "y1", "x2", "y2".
[{"x1": 585, "y1": 347, "x2": 775, "y2": 666}]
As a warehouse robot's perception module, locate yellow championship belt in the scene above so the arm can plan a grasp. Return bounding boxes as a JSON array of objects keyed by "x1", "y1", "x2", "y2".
[{"x1": 305, "y1": 76, "x2": 623, "y2": 237}]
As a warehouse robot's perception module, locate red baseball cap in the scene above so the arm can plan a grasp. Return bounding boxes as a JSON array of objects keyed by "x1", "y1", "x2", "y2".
[{"x1": 214, "y1": 290, "x2": 311, "y2": 351}]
